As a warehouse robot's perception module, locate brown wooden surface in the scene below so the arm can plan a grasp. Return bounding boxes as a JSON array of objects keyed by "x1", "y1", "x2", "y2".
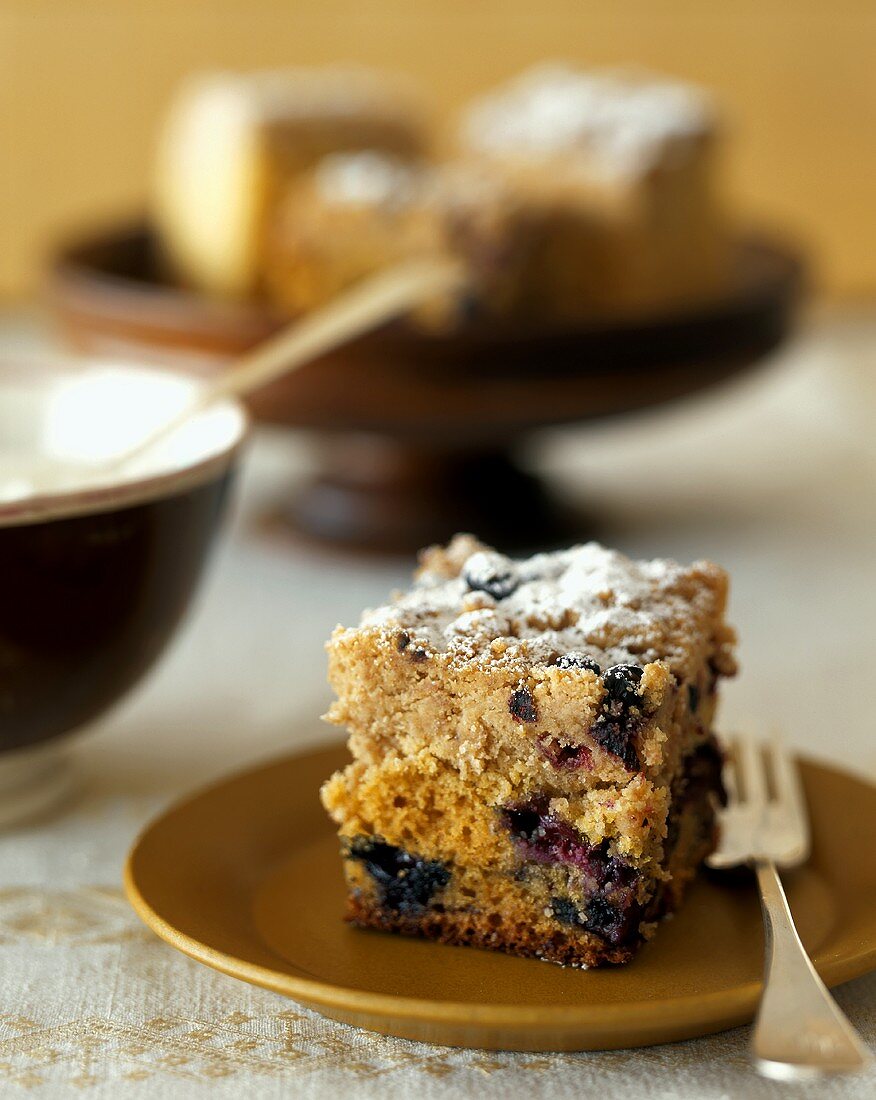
[
  {"x1": 46, "y1": 224, "x2": 803, "y2": 552},
  {"x1": 48, "y1": 225, "x2": 802, "y2": 440}
]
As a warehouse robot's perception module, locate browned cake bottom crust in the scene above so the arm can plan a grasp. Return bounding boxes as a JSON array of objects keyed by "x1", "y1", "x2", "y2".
[{"x1": 346, "y1": 894, "x2": 638, "y2": 967}]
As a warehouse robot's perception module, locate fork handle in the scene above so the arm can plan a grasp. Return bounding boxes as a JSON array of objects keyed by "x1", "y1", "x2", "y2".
[{"x1": 752, "y1": 859, "x2": 872, "y2": 1079}]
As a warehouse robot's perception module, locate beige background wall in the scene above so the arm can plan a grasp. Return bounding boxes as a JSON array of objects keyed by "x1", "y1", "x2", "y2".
[{"x1": 1, "y1": 0, "x2": 874, "y2": 300}]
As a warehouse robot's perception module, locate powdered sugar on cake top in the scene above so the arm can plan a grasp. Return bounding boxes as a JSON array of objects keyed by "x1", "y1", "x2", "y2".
[
  {"x1": 461, "y1": 65, "x2": 714, "y2": 182},
  {"x1": 359, "y1": 537, "x2": 730, "y2": 677},
  {"x1": 314, "y1": 152, "x2": 419, "y2": 206},
  {"x1": 312, "y1": 151, "x2": 517, "y2": 216}
]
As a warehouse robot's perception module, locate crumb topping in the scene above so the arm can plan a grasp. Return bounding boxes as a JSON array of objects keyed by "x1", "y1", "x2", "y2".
[
  {"x1": 359, "y1": 534, "x2": 732, "y2": 679},
  {"x1": 461, "y1": 64, "x2": 714, "y2": 181},
  {"x1": 311, "y1": 151, "x2": 516, "y2": 215},
  {"x1": 312, "y1": 151, "x2": 420, "y2": 206}
]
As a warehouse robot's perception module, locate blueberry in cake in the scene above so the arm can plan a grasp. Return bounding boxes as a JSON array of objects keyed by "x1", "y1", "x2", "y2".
[{"x1": 321, "y1": 535, "x2": 736, "y2": 967}]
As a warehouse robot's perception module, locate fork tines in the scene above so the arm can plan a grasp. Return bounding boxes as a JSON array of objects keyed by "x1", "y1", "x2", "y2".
[{"x1": 708, "y1": 735, "x2": 810, "y2": 870}]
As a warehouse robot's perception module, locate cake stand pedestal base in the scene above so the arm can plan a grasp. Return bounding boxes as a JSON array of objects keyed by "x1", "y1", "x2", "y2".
[{"x1": 265, "y1": 435, "x2": 586, "y2": 555}]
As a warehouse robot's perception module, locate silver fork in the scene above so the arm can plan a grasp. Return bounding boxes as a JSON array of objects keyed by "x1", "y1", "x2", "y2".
[{"x1": 707, "y1": 734, "x2": 873, "y2": 1080}]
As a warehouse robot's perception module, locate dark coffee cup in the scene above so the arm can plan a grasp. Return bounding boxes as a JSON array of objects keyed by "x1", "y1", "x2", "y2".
[{"x1": 0, "y1": 357, "x2": 247, "y2": 824}]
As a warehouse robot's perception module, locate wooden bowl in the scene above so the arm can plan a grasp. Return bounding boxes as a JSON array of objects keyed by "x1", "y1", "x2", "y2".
[{"x1": 47, "y1": 223, "x2": 803, "y2": 552}]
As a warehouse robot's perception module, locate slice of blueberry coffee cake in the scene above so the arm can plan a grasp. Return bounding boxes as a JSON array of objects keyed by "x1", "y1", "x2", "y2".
[{"x1": 320, "y1": 535, "x2": 736, "y2": 967}]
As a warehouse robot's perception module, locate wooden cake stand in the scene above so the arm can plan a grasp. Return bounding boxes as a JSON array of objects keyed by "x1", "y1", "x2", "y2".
[{"x1": 48, "y1": 225, "x2": 803, "y2": 553}]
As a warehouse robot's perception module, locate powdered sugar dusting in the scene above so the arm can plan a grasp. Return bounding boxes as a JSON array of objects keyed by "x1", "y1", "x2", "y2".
[
  {"x1": 312, "y1": 151, "x2": 515, "y2": 216},
  {"x1": 462, "y1": 64, "x2": 714, "y2": 182},
  {"x1": 313, "y1": 152, "x2": 418, "y2": 206},
  {"x1": 360, "y1": 538, "x2": 728, "y2": 677}
]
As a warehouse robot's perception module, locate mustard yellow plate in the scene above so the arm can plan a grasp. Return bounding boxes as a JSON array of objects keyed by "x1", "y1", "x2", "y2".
[{"x1": 125, "y1": 743, "x2": 876, "y2": 1052}]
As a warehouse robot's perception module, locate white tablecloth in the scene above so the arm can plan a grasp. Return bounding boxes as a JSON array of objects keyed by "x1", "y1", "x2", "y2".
[{"x1": 1, "y1": 309, "x2": 875, "y2": 1098}]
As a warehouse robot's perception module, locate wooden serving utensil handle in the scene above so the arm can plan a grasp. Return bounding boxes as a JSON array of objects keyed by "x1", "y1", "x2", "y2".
[
  {"x1": 201, "y1": 256, "x2": 467, "y2": 405},
  {"x1": 112, "y1": 256, "x2": 468, "y2": 469}
]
